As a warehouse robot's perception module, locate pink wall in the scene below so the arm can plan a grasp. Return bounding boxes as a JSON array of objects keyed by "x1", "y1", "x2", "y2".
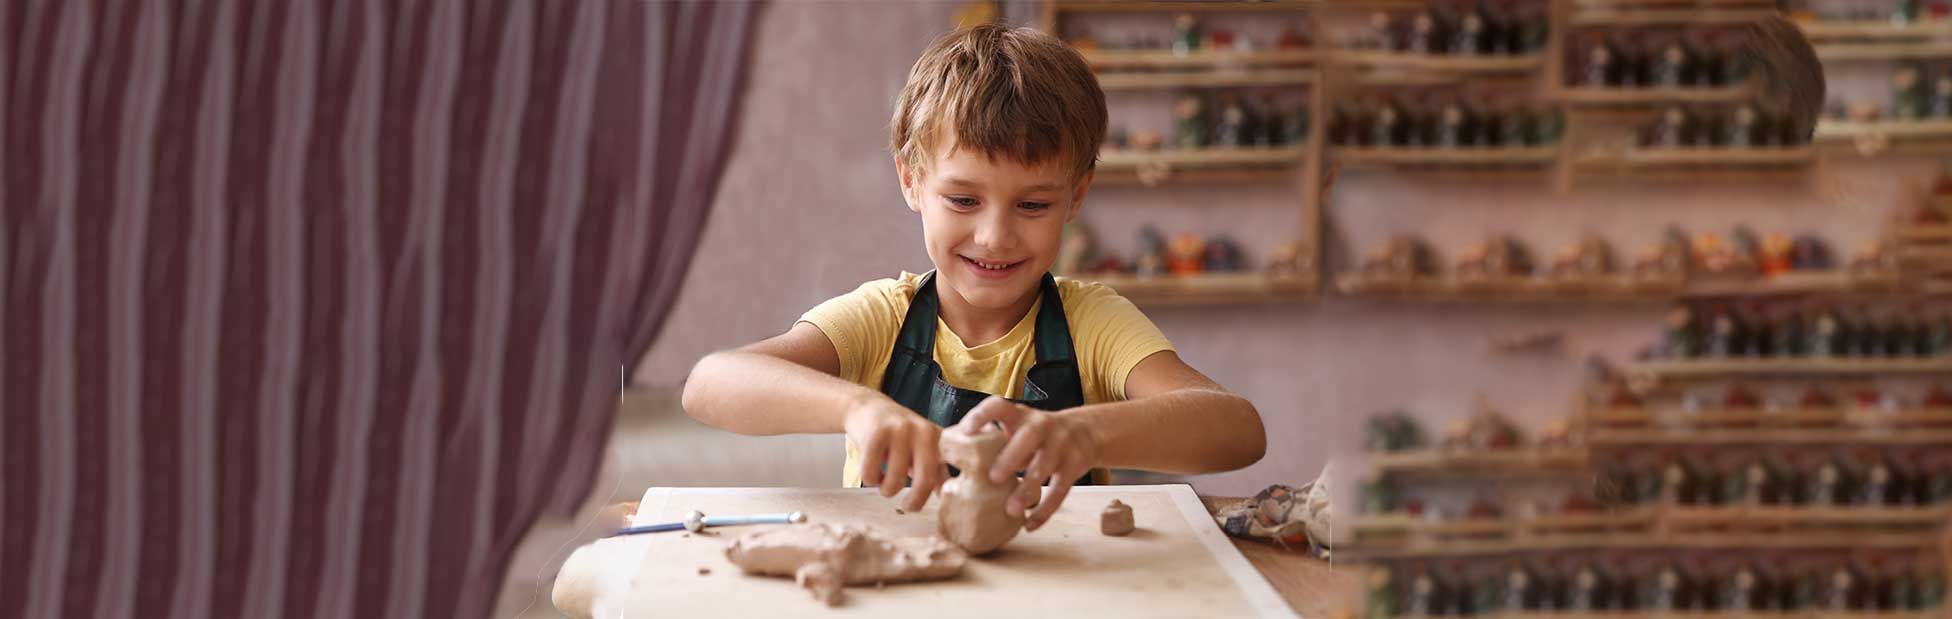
[{"x1": 637, "y1": 2, "x2": 1922, "y2": 517}]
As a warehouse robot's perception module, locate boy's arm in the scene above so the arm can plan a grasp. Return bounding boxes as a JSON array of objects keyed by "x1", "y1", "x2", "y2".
[
  {"x1": 682, "y1": 322, "x2": 948, "y2": 510},
  {"x1": 955, "y1": 350, "x2": 1265, "y2": 530}
]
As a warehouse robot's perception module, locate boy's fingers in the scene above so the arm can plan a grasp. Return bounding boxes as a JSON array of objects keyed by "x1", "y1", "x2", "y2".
[
  {"x1": 1027, "y1": 469, "x2": 1076, "y2": 531},
  {"x1": 991, "y1": 417, "x2": 1047, "y2": 483},
  {"x1": 958, "y1": 396, "x2": 1026, "y2": 433},
  {"x1": 902, "y1": 429, "x2": 945, "y2": 512},
  {"x1": 880, "y1": 437, "x2": 912, "y2": 498},
  {"x1": 1007, "y1": 453, "x2": 1052, "y2": 518},
  {"x1": 859, "y1": 430, "x2": 889, "y2": 488}
]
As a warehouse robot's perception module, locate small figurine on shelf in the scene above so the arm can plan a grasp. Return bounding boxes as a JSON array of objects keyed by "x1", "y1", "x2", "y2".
[
  {"x1": 1759, "y1": 232, "x2": 1792, "y2": 275},
  {"x1": 1171, "y1": 13, "x2": 1200, "y2": 57},
  {"x1": 1284, "y1": 103, "x2": 1309, "y2": 145},
  {"x1": 1726, "y1": 104, "x2": 1760, "y2": 148},
  {"x1": 1055, "y1": 222, "x2": 1096, "y2": 275},
  {"x1": 1456, "y1": 236, "x2": 1533, "y2": 280},
  {"x1": 1722, "y1": 566, "x2": 1764, "y2": 611},
  {"x1": 1645, "y1": 564, "x2": 1690, "y2": 612},
  {"x1": 1827, "y1": 565, "x2": 1860, "y2": 611},
  {"x1": 1436, "y1": 102, "x2": 1472, "y2": 149},
  {"x1": 1893, "y1": 65, "x2": 1927, "y2": 120},
  {"x1": 1173, "y1": 94, "x2": 1210, "y2": 149},
  {"x1": 1362, "y1": 478, "x2": 1397, "y2": 514},
  {"x1": 1772, "y1": 311, "x2": 1808, "y2": 358},
  {"x1": 1126, "y1": 129, "x2": 1164, "y2": 152},
  {"x1": 1501, "y1": 562, "x2": 1536, "y2": 611},
  {"x1": 1135, "y1": 226, "x2": 1167, "y2": 278},
  {"x1": 1931, "y1": 70, "x2": 1952, "y2": 118},
  {"x1": 1405, "y1": 571, "x2": 1440, "y2": 617},
  {"x1": 1519, "y1": 6, "x2": 1549, "y2": 54},
  {"x1": 1808, "y1": 307, "x2": 1845, "y2": 357},
  {"x1": 1537, "y1": 417, "x2": 1573, "y2": 449},
  {"x1": 1265, "y1": 241, "x2": 1302, "y2": 274},
  {"x1": 1465, "y1": 496, "x2": 1502, "y2": 519},
  {"x1": 1361, "y1": 236, "x2": 1437, "y2": 280},
  {"x1": 1663, "y1": 304, "x2": 1699, "y2": 359},
  {"x1": 1649, "y1": 106, "x2": 1693, "y2": 148},
  {"x1": 1366, "y1": 411, "x2": 1426, "y2": 452},
  {"x1": 1704, "y1": 306, "x2": 1747, "y2": 358},
  {"x1": 1582, "y1": 38, "x2": 1616, "y2": 87},
  {"x1": 1203, "y1": 237, "x2": 1244, "y2": 272},
  {"x1": 1406, "y1": 11, "x2": 1439, "y2": 54},
  {"x1": 1367, "y1": 12, "x2": 1398, "y2": 51},
  {"x1": 1204, "y1": 28, "x2": 1240, "y2": 53},
  {"x1": 1725, "y1": 382, "x2": 1761, "y2": 408},
  {"x1": 1366, "y1": 567, "x2": 1398, "y2": 619},
  {"x1": 1860, "y1": 459, "x2": 1895, "y2": 506},
  {"x1": 1212, "y1": 96, "x2": 1252, "y2": 148},
  {"x1": 1165, "y1": 233, "x2": 1205, "y2": 276},
  {"x1": 1808, "y1": 459, "x2": 1846, "y2": 506},
  {"x1": 1568, "y1": 564, "x2": 1608, "y2": 611},
  {"x1": 1660, "y1": 458, "x2": 1697, "y2": 505},
  {"x1": 1849, "y1": 241, "x2": 1896, "y2": 276},
  {"x1": 1548, "y1": 234, "x2": 1614, "y2": 279},
  {"x1": 1650, "y1": 39, "x2": 1693, "y2": 87},
  {"x1": 1788, "y1": 234, "x2": 1832, "y2": 270},
  {"x1": 1330, "y1": 103, "x2": 1365, "y2": 146},
  {"x1": 1370, "y1": 101, "x2": 1403, "y2": 147},
  {"x1": 1742, "y1": 459, "x2": 1775, "y2": 504},
  {"x1": 1535, "y1": 107, "x2": 1564, "y2": 144},
  {"x1": 1452, "y1": 8, "x2": 1487, "y2": 56},
  {"x1": 1276, "y1": 22, "x2": 1308, "y2": 50},
  {"x1": 1252, "y1": 95, "x2": 1286, "y2": 147}
]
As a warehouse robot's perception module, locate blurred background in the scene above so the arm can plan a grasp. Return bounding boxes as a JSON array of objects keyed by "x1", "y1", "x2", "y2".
[{"x1": 500, "y1": 0, "x2": 1952, "y2": 616}]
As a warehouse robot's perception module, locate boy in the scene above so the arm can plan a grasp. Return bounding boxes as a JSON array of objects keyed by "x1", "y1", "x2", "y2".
[{"x1": 682, "y1": 24, "x2": 1267, "y2": 532}]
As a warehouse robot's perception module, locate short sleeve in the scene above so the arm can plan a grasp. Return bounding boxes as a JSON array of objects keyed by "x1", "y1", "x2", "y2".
[
  {"x1": 797, "y1": 278, "x2": 910, "y2": 385},
  {"x1": 1059, "y1": 280, "x2": 1176, "y2": 403}
]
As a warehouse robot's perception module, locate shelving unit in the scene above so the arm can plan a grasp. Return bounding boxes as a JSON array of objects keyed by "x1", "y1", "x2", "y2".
[
  {"x1": 1556, "y1": 84, "x2": 1759, "y2": 106},
  {"x1": 1329, "y1": 51, "x2": 1546, "y2": 73},
  {"x1": 1624, "y1": 357, "x2": 1952, "y2": 379},
  {"x1": 1050, "y1": 0, "x2": 1325, "y2": 302},
  {"x1": 1330, "y1": 146, "x2": 1560, "y2": 168},
  {"x1": 1081, "y1": 272, "x2": 1318, "y2": 306}
]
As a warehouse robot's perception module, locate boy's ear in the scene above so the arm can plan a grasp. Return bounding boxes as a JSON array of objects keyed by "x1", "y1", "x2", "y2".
[
  {"x1": 1065, "y1": 169, "x2": 1095, "y2": 224},
  {"x1": 897, "y1": 158, "x2": 922, "y2": 214}
]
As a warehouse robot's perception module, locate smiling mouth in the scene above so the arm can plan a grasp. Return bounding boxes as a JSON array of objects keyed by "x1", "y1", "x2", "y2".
[{"x1": 960, "y1": 255, "x2": 1024, "y2": 272}]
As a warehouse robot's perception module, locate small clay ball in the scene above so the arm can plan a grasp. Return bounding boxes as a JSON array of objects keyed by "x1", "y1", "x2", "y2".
[{"x1": 1101, "y1": 499, "x2": 1135, "y2": 536}]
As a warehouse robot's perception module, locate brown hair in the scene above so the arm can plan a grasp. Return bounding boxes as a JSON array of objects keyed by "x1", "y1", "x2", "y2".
[
  {"x1": 1740, "y1": 15, "x2": 1826, "y2": 140},
  {"x1": 890, "y1": 24, "x2": 1108, "y2": 184}
]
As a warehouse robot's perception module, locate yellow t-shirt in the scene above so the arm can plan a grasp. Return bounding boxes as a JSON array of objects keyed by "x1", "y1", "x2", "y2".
[{"x1": 799, "y1": 271, "x2": 1176, "y2": 487}]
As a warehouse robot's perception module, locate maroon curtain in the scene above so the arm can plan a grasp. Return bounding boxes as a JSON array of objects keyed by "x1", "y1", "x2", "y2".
[{"x1": 0, "y1": 1, "x2": 753, "y2": 618}]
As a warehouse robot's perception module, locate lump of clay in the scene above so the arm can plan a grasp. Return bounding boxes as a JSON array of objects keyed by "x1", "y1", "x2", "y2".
[
  {"x1": 724, "y1": 523, "x2": 966, "y2": 606},
  {"x1": 937, "y1": 425, "x2": 1025, "y2": 554},
  {"x1": 1101, "y1": 499, "x2": 1135, "y2": 536}
]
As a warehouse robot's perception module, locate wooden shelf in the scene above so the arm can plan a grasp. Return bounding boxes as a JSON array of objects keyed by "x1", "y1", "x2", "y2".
[
  {"x1": 1355, "y1": 506, "x2": 1950, "y2": 540},
  {"x1": 1588, "y1": 426, "x2": 1952, "y2": 445},
  {"x1": 1595, "y1": 146, "x2": 1815, "y2": 168},
  {"x1": 1898, "y1": 224, "x2": 1952, "y2": 243},
  {"x1": 1625, "y1": 357, "x2": 1952, "y2": 379},
  {"x1": 1816, "y1": 119, "x2": 1952, "y2": 144},
  {"x1": 1586, "y1": 406, "x2": 1849, "y2": 427},
  {"x1": 1369, "y1": 449, "x2": 1590, "y2": 479},
  {"x1": 1054, "y1": 0, "x2": 1315, "y2": 14},
  {"x1": 1816, "y1": 41, "x2": 1952, "y2": 61},
  {"x1": 1330, "y1": 146, "x2": 1558, "y2": 168},
  {"x1": 1079, "y1": 48, "x2": 1315, "y2": 71},
  {"x1": 1571, "y1": 7, "x2": 1778, "y2": 26},
  {"x1": 1099, "y1": 146, "x2": 1305, "y2": 169},
  {"x1": 1338, "y1": 274, "x2": 1683, "y2": 303},
  {"x1": 1096, "y1": 67, "x2": 1314, "y2": 90},
  {"x1": 1080, "y1": 272, "x2": 1316, "y2": 306},
  {"x1": 1558, "y1": 83, "x2": 1758, "y2": 106},
  {"x1": 1678, "y1": 271, "x2": 1909, "y2": 297},
  {"x1": 1799, "y1": 19, "x2": 1952, "y2": 40},
  {"x1": 1328, "y1": 51, "x2": 1545, "y2": 73},
  {"x1": 1348, "y1": 528, "x2": 1939, "y2": 558}
]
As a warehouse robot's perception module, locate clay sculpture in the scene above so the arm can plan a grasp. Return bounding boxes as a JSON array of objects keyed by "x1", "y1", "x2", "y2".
[
  {"x1": 937, "y1": 424, "x2": 1026, "y2": 554},
  {"x1": 723, "y1": 523, "x2": 967, "y2": 607},
  {"x1": 1102, "y1": 499, "x2": 1136, "y2": 536}
]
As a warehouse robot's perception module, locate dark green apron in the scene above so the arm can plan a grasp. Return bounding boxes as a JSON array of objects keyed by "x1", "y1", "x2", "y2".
[{"x1": 876, "y1": 271, "x2": 1094, "y2": 486}]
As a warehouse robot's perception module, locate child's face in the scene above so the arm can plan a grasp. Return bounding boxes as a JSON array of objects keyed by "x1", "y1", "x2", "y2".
[{"x1": 899, "y1": 141, "x2": 1090, "y2": 313}]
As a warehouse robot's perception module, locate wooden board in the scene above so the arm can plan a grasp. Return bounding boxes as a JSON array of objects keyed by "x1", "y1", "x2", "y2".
[{"x1": 603, "y1": 485, "x2": 1295, "y2": 618}]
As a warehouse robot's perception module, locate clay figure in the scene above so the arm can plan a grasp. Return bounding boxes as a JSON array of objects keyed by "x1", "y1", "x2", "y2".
[
  {"x1": 937, "y1": 424, "x2": 1025, "y2": 554},
  {"x1": 1101, "y1": 499, "x2": 1135, "y2": 536},
  {"x1": 724, "y1": 523, "x2": 968, "y2": 607}
]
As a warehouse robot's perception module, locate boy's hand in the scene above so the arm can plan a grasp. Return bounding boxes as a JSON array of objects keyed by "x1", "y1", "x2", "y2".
[
  {"x1": 843, "y1": 393, "x2": 947, "y2": 513},
  {"x1": 956, "y1": 396, "x2": 1100, "y2": 532}
]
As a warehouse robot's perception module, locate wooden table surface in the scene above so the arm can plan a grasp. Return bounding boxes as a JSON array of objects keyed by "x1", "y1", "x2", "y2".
[{"x1": 1199, "y1": 496, "x2": 1363, "y2": 619}]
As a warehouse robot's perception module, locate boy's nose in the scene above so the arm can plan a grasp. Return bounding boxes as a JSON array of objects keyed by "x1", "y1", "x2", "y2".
[{"x1": 972, "y1": 211, "x2": 1019, "y2": 250}]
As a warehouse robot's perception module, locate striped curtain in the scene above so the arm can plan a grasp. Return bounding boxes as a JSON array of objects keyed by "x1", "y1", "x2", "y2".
[{"x1": 0, "y1": 1, "x2": 753, "y2": 618}]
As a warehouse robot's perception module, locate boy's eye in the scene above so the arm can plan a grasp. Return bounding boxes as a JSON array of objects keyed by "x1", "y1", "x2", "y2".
[
  {"x1": 945, "y1": 196, "x2": 978, "y2": 208},
  {"x1": 1018, "y1": 201, "x2": 1051, "y2": 212}
]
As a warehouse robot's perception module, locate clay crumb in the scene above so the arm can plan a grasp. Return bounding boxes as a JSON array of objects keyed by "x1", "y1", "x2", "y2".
[
  {"x1": 697, "y1": 567, "x2": 711, "y2": 576},
  {"x1": 895, "y1": 508, "x2": 905, "y2": 515}
]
